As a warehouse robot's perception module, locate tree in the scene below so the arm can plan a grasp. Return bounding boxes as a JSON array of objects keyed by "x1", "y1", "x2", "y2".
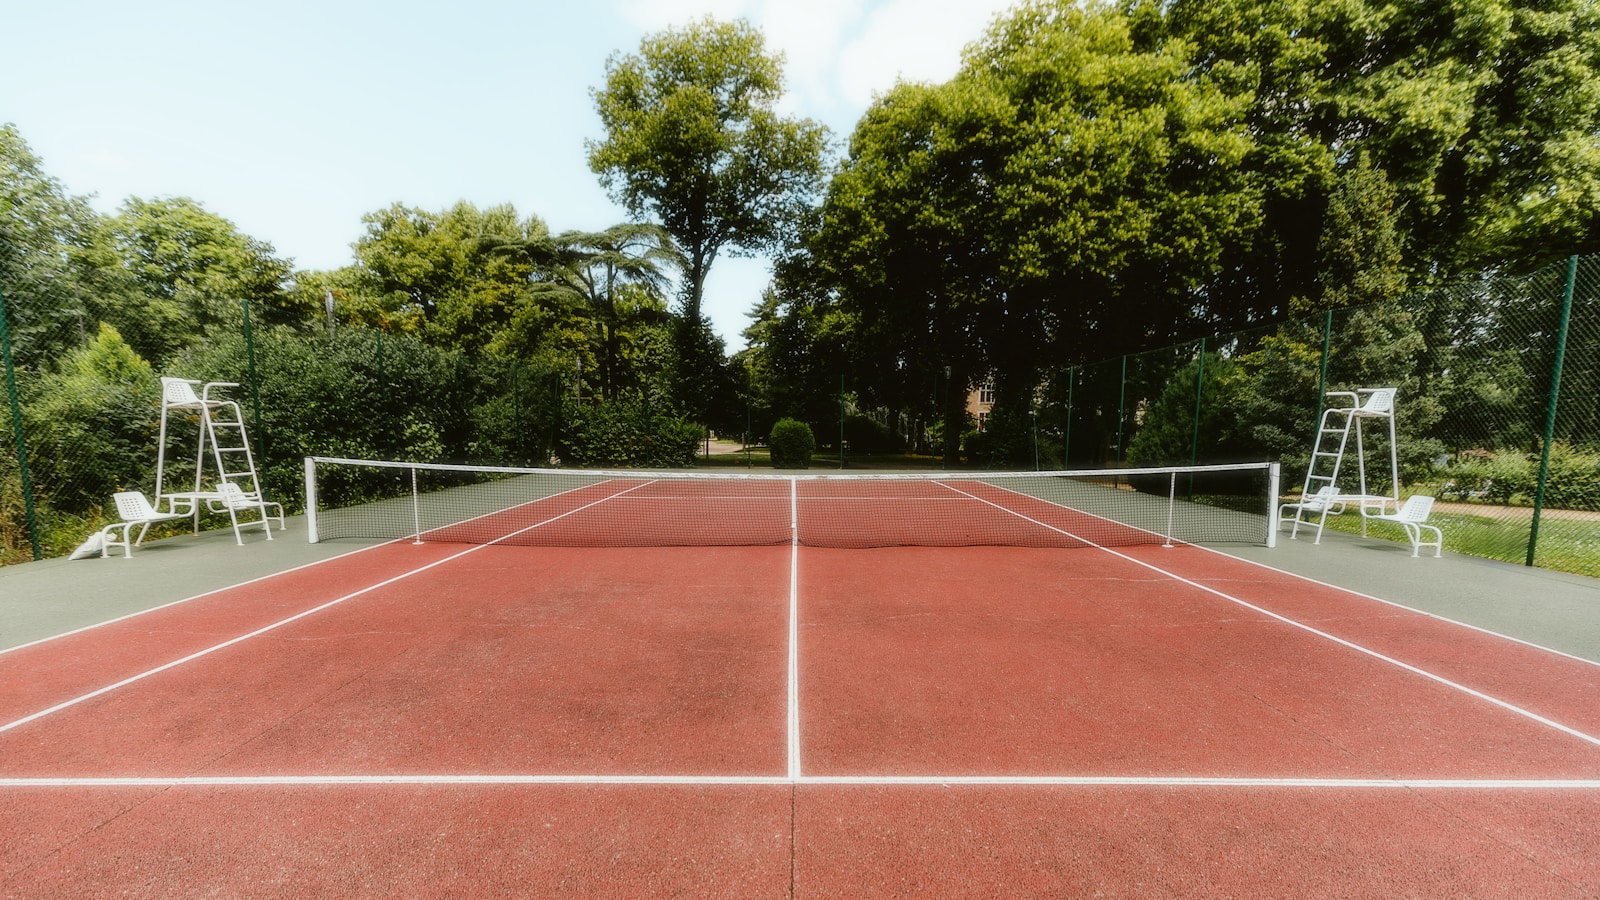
[
  {"x1": 0, "y1": 124, "x2": 103, "y2": 367},
  {"x1": 588, "y1": 16, "x2": 830, "y2": 412},
  {"x1": 813, "y1": 1, "x2": 1262, "y2": 461},
  {"x1": 545, "y1": 224, "x2": 676, "y2": 402},
  {"x1": 1153, "y1": 0, "x2": 1600, "y2": 288},
  {"x1": 813, "y1": 79, "x2": 1008, "y2": 463},
  {"x1": 25, "y1": 323, "x2": 159, "y2": 510},
  {"x1": 98, "y1": 196, "x2": 295, "y2": 360},
  {"x1": 350, "y1": 201, "x2": 552, "y2": 349}
]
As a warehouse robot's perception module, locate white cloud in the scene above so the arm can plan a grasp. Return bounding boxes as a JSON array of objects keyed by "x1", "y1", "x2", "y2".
[
  {"x1": 617, "y1": 0, "x2": 752, "y2": 30},
  {"x1": 833, "y1": 0, "x2": 1016, "y2": 108},
  {"x1": 614, "y1": 0, "x2": 1020, "y2": 124}
]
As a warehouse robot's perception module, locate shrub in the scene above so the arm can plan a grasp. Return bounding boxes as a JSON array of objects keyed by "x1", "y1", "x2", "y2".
[
  {"x1": 770, "y1": 418, "x2": 814, "y2": 468},
  {"x1": 1542, "y1": 443, "x2": 1600, "y2": 510},
  {"x1": 843, "y1": 413, "x2": 894, "y2": 454},
  {"x1": 558, "y1": 398, "x2": 702, "y2": 468}
]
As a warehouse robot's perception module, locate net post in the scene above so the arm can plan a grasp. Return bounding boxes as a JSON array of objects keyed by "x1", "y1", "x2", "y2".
[
  {"x1": 1266, "y1": 462, "x2": 1281, "y2": 549},
  {"x1": 1163, "y1": 471, "x2": 1176, "y2": 548},
  {"x1": 304, "y1": 457, "x2": 319, "y2": 543},
  {"x1": 411, "y1": 466, "x2": 423, "y2": 544}
]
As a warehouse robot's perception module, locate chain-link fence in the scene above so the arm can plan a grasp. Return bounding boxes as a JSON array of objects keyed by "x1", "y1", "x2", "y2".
[
  {"x1": 1030, "y1": 254, "x2": 1600, "y2": 576},
  {"x1": 5, "y1": 255, "x2": 1599, "y2": 573},
  {"x1": 0, "y1": 298, "x2": 573, "y2": 565}
]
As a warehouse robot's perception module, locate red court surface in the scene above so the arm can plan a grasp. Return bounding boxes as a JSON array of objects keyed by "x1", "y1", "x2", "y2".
[{"x1": 4, "y1": 500, "x2": 1600, "y2": 896}]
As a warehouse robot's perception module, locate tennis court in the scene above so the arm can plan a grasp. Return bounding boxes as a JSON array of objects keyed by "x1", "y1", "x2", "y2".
[{"x1": 3, "y1": 463, "x2": 1599, "y2": 896}]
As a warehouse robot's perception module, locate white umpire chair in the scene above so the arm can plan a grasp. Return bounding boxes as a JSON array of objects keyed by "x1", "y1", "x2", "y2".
[
  {"x1": 153, "y1": 377, "x2": 278, "y2": 545},
  {"x1": 1284, "y1": 387, "x2": 1401, "y2": 543}
]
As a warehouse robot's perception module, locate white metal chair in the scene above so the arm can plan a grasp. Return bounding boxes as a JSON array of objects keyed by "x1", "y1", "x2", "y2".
[
  {"x1": 1325, "y1": 387, "x2": 1396, "y2": 418},
  {"x1": 1278, "y1": 485, "x2": 1345, "y2": 538},
  {"x1": 98, "y1": 491, "x2": 189, "y2": 558},
  {"x1": 207, "y1": 481, "x2": 285, "y2": 535},
  {"x1": 1363, "y1": 495, "x2": 1443, "y2": 558}
]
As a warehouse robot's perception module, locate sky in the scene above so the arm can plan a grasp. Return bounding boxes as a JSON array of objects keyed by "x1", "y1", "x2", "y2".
[{"x1": 4, "y1": 0, "x2": 1019, "y2": 349}]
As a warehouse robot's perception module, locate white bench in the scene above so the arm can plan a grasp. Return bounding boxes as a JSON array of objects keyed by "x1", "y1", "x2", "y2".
[
  {"x1": 1363, "y1": 495, "x2": 1443, "y2": 558},
  {"x1": 95, "y1": 491, "x2": 190, "y2": 558}
]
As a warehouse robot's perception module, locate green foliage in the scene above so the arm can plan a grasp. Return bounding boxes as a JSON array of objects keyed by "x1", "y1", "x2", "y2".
[
  {"x1": 1157, "y1": 0, "x2": 1600, "y2": 282},
  {"x1": 589, "y1": 15, "x2": 827, "y2": 419},
  {"x1": 23, "y1": 323, "x2": 159, "y2": 510},
  {"x1": 556, "y1": 398, "x2": 702, "y2": 468},
  {"x1": 98, "y1": 196, "x2": 295, "y2": 362},
  {"x1": 0, "y1": 124, "x2": 103, "y2": 368},
  {"x1": 539, "y1": 224, "x2": 676, "y2": 403},
  {"x1": 1127, "y1": 353, "x2": 1253, "y2": 465},
  {"x1": 1442, "y1": 444, "x2": 1600, "y2": 510},
  {"x1": 351, "y1": 201, "x2": 552, "y2": 348},
  {"x1": 964, "y1": 403, "x2": 1037, "y2": 469},
  {"x1": 769, "y1": 418, "x2": 814, "y2": 468},
  {"x1": 843, "y1": 413, "x2": 894, "y2": 454},
  {"x1": 179, "y1": 328, "x2": 563, "y2": 509},
  {"x1": 742, "y1": 279, "x2": 854, "y2": 437}
]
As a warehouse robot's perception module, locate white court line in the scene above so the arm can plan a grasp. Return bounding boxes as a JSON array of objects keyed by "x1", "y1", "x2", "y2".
[
  {"x1": 973, "y1": 476, "x2": 1600, "y2": 672},
  {"x1": 0, "y1": 480, "x2": 657, "y2": 736},
  {"x1": 0, "y1": 541, "x2": 387, "y2": 659},
  {"x1": 2, "y1": 774, "x2": 1598, "y2": 789},
  {"x1": 1187, "y1": 542, "x2": 1600, "y2": 671},
  {"x1": 938, "y1": 482, "x2": 1600, "y2": 752},
  {"x1": 788, "y1": 478, "x2": 801, "y2": 781},
  {"x1": 2, "y1": 478, "x2": 618, "y2": 660}
]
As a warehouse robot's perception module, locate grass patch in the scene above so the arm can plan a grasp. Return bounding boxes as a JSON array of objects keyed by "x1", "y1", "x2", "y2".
[{"x1": 1313, "y1": 506, "x2": 1600, "y2": 578}]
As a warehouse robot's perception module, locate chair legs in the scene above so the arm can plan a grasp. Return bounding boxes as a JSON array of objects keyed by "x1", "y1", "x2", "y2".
[
  {"x1": 1398, "y1": 522, "x2": 1443, "y2": 558},
  {"x1": 99, "y1": 523, "x2": 133, "y2": 558}
]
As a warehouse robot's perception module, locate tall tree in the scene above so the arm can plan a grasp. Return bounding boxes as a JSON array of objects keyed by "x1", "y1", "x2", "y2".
[
  {"x1": 0, "y1": 124, "x2": 104, "y2": 366},
  {"x1": 97, "y1": 196, "x2": 295, "y2": 363},
  {"x1": 545, "y1": 224, "x2": 676, "y2": 402},
  {"x1": 1152, "y1": 0, "x2": 1600, "y2": 287},
  {"x1": 814, "y1": 1, "x2": 1262, "y2": 460},
  {"x1": 588, "y1": 16, "x2": 830, "y2": 414}
]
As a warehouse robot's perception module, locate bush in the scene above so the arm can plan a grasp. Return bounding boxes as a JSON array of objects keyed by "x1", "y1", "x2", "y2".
[
  {"x1": 843, "y1": 413, "x2": 895, "y2": 453},
  {"x1": 1544, "y1": 443, "x2": 1600, "y2": 510},
  {"x1": 557, "y1": 398, "x2": 702, "y2": 468},
  {"x1": 770, "y1": 418, "x2": 814, "y2": 468}
]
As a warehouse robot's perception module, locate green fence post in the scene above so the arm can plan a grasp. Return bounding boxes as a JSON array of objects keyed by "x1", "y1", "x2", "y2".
[
  {"x1": 1032, "y1": 394, "x2": 1040, "y2": 471},
  {"x1": 1190, "y1": 338, "x2": 1207, "y2": 467},
  {"x1": 0, "y1": 284, "x2": 42, "y2": 560},
  {"x1": 241, "y1": 300, "x2": 267, "y2": 491},
  {"x1": 510, "y1": 358, "x2": 521, "y2": 436},
  {"x1": 1116, "y1": 355, "x2": 1127, "y2": 464},
  {"x1": 1527, "y1": 255, "x2": 1579, "y2": 567},
  {"x1": 840, "y1": 374, "x2": 846, "y2": 470},
  {"x1": 1315, "y1": 309, "x2": 1333, "y2": 434},
  {"x1": 376, "y1": 332, "x2": 387, "y2": 405},
  {"x1": 1063, "y1": 366, "x2": 1074, "y2": 467}
]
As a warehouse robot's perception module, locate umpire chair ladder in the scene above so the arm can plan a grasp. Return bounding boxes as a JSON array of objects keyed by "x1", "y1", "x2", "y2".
[{"x1": 1286, "y1": 387, "x2": 1400, "y2": 543}]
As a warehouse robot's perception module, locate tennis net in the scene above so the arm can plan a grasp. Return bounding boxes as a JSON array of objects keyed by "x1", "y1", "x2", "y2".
[{"x1": 304, "y1": 458, "x2": 1279, "y2": 550}]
